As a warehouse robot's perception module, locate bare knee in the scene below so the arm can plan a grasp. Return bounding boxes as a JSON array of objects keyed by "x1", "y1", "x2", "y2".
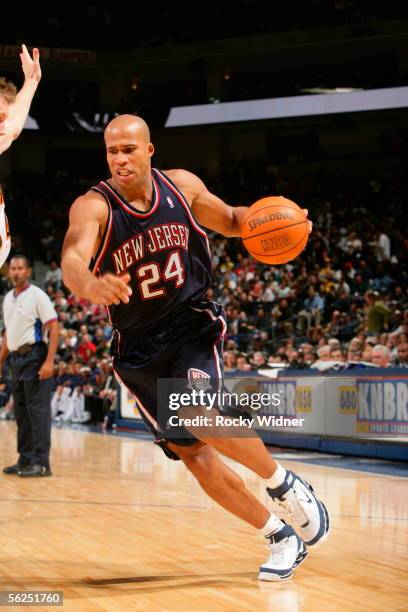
[{"x1": 168, "y1": 442, "x2": 218, "y2": 478}]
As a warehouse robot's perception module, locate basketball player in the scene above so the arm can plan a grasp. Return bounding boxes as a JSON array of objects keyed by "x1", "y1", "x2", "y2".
[
  {"x1": 61, "y1": 115, "x2": 329, "y2": 581},
  {"x1": 0, "y1": 45, "x2": 41, "y2": 266}
]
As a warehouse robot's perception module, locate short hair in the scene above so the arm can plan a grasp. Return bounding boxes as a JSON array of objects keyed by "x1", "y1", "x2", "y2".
[
  {"x1": 9, "y1": 255, "x2": 31, "y2": 268},
  {"x1": 317, "y1": 344, "x2": 330, "y2": 358},
  {"x1": 0, "y1": 78, "x2": 17, "y2": 103},
  {"x1": 372, "y1": 345, "x2": 390, "y2": 358}
]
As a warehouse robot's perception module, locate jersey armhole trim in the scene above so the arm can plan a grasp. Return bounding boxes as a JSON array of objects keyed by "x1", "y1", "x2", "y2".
[
  {"x1": 89, "y1": 186, "x2": 113, "y2": 275},
  {"x1": 154, "y1": 169, "x2": 211, "y2": 257}
]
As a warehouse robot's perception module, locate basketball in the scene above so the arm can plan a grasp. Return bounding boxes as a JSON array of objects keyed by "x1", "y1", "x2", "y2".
[{"x1": 240, "y1": 196, "x2": 309, "y2": 264}]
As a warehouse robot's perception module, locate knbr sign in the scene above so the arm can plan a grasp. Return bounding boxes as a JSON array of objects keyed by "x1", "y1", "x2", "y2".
[{"x1": 357, "y1": 380, "x2": 408, "y2": 435}]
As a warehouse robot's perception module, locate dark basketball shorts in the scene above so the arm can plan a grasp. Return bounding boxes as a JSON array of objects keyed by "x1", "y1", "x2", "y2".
[{"x1": 112, "y1": 300, "x2": 226, "y2": 459}]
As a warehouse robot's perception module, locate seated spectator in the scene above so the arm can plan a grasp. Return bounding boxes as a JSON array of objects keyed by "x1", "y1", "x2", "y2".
[
  {"x1": 77, "y1": 333, "x2": 97, "y2": 363},
  {"x1": 329, "y1": 347, "x2": 344, "y2": 362},
  {"x1": 371, "y1": 345, "x2": 391, "y2": 368},
  {"x1": 44, "y1": 260, "x2": 63, "y2": 290},
  {"x1": 236, "y1": 354, "x2": 251, "y2": 372},
  {"x1": 288, "y1": 349, "x2": 305, "y2": 369},
  {"x1": 347, "y1": 347, "x2": 363, "y2": 363},
  {"x1": 316, "y1": 345, "x2": 331, "y2": 361},
  {"x1": 297, "y1": 286, "x2": 325, "y2": 333},
  {"x1": 362, "y1": 345, "x2": 373, "y2": 362},
  {"x1": 325, "y1": 310, "x2": 342, "y2": 337},
  {"x1": 250, "y1": 351, "x2": 267, "y2": 369},
  {"x1": 396, "y1": 342, "x2": 408, "y2": 367},
  {"x1": 303, "y1": 349, "x2": 317, "y2": 365},
  {"x1": 224, "y1": 350, "x2": 238, "y2": 372}
]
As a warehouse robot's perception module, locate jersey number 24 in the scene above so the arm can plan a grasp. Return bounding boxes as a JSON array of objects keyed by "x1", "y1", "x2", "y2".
[{"x1": 136, "y1": 250, "x2": 185, "y2": 299}]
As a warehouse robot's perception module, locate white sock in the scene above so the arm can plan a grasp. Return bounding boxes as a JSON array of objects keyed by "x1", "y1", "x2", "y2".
[
  {"x1": 260, "y1": 513, "x2": 285, "y2": 537},
  {"x1": 264, "y1": 463, "x2": 287, "y2": 489}
]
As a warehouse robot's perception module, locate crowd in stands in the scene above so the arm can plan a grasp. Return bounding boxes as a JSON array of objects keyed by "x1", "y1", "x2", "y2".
[
  {"x1": 0, "y1": 162, "x2": 407, "y2": 425},
  {"x1": 0, "y1": 269, "x2": 117, "y2": 427},
  {"x1": 209, "y1": 164, "x2": 407, "y2": 371}
]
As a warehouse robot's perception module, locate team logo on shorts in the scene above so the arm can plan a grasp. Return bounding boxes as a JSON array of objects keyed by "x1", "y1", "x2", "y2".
[{"x1": 187, "y1": 368, "x2": 211, "y2": 391}]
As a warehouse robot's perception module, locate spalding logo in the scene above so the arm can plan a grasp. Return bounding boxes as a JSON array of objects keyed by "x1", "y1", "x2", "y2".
[{"x1": 249, "y1": 211, "x2": 293, "y2": 231}]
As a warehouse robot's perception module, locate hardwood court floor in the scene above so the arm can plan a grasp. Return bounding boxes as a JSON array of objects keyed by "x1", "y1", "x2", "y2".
[{"x1": 0, "y1": 422, "x2": 407, "y2": 612}]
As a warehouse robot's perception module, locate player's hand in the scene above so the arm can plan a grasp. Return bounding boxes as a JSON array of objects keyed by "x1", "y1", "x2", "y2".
[
  {"x1": 303, "y1": 209, "x2": 313, "y2": 234},
  {"x1": 87, "y1": 273, "x2": 132, "y2": 306},
  {"x1": 20, "y1": 44, "x2": 41, "y2": 84},
  {"x1": 39, "y1": 359, "x2": 54, "y2": 380}
]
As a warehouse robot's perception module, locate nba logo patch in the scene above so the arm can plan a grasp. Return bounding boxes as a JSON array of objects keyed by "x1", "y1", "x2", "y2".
[
  {"x1": 166, "y1": 196, "x2": 175, "y2": 208},
  {"x1": 187, "y1": 368, "x2": 211, "y2": 391}
]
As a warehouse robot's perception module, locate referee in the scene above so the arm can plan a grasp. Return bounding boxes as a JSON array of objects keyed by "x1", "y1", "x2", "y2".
[{"x1": 1, "y1": 255, "x2": 58, "y2": 477}]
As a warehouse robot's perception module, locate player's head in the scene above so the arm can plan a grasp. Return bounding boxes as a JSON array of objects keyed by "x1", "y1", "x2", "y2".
[
  {"x1": 0, "y1": 79, "x2": 17, "y2": 137},
  {"x1": 8, "y1": 255, "x2": 32, "y2": 288},
  {"x1": 104, "y1": 114, "x2": 154, "y2": 189}
]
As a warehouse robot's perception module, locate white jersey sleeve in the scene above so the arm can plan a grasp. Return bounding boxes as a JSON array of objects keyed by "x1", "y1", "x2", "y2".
[
  {"x1": 0, "y1": 187, "x2": 11, "y2": 268},
  {"x1": 35, "y1": 286, "x2": 58, "y2": 325}
]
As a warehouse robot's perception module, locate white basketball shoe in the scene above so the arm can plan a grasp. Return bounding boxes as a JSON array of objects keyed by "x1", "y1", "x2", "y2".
[
  {"x1": 259, "y1": 522, "x2": 308, "y2": 582},
  {"x1": 267, "y1": 470, "x2": 330, "y2": 547}
]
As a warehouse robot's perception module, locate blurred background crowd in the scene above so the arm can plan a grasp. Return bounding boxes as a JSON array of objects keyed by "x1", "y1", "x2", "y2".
[
  {"x1": 0, "y1": 162, "x2": 406, "y2": 426},
  {"x1": 1, "y1": 1, "x2": 407, "y2": 426}
]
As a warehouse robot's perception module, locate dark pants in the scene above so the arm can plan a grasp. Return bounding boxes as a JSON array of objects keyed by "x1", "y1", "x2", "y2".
[{"x1": 10, "y1": 343, "x2": 53, "y2": 468}]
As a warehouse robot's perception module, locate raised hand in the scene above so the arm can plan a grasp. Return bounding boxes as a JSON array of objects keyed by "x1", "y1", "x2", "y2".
[{"x1": 20, "y1": 44, "x2": 41, "y2": 84}]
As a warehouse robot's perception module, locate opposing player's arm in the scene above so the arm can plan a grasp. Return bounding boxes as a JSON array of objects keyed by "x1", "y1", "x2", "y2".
[
  {"x1": 168, "y1": 169, "x2": 248, "y2": 237},
  {"x1": 62, "y1": 194, "x2": 131, "y2": 305},
  {"x1": 0, "y1": 45, "x2": 41, "y2": 154}
]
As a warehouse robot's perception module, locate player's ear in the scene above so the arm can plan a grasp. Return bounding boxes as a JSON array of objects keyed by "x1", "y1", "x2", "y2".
[{"x1": 148, "y1": 142, "x2": 154, "y2": 157}]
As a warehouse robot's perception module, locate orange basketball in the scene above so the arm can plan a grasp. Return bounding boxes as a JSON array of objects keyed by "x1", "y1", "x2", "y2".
[{"x1": 240, "y1": 196, "x2": 309, "y2": 264}]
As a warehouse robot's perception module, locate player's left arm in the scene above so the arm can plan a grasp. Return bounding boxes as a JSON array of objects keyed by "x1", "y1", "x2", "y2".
[
  {"x1": 168, "y1": 169, "x2": 312, "y2": 237},
  {"x1": 168, "y1": 169, "x2": 248, "y2": 237},
  {"x1": 2, "y1": 45, "x2": 41, "y2": 150}
]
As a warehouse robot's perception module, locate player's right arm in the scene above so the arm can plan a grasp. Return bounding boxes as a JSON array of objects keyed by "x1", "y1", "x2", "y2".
[{"x1": 61, "y1": 193, "x2": 132, "y2": 305}]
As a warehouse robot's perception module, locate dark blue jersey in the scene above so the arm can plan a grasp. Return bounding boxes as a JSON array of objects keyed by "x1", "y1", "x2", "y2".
[{"x1": 90, "y1": 168, "x2": 212, "y2": 332}]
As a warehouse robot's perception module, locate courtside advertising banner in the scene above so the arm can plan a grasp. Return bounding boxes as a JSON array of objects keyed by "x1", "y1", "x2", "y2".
[{"x1": 119, "y1": 372, "x2": 408, "y2": 443}]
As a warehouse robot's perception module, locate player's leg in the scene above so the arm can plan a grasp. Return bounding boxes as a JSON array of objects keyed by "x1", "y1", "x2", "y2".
[
  {"x1": 113, "y1": 356, "x2": 308, "y2": 582},
  {"x1": 201, "y1": 435, "x2": 279, "y2": 478},
  {"x1": 167, "y1": 439, "x2": 307, "y2": 581},
  {"x1": 3, "y1": 376, "x2": 32, "y2": 472},
  {"x1": 201, "y1": 435, "x2": 330, "y2": 548},
  {"x1": 169, "y1": 439, "x2": 269, "y2": 527},
  {"x1": 172, "y1": 299, "x2": 329, "y2": 549},
  {"x1": 19, "y1": 375, "x2": 52, "y2": 476}
]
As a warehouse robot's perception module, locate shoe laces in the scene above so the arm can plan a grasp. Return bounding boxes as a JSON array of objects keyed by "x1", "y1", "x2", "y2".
[
  {"x1": 266, "y1": 536, "x2": 290, "y2": 564},
  {"x1": 278, "y1": 489, "x2": 310, "y2": 527}
]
